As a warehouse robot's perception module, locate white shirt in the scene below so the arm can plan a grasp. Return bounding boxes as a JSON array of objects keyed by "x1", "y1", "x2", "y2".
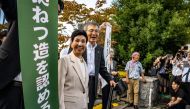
[
  {"x1": 14, "y1": 73, "x2": 22, "y2": 82},
  {"x1": 87, "y1": 42, "x2": 97, "y2": 76},
  {"x1": 172, "y1": 60, "x2": 183, "y2": 76},
  {"x1": 125, "y1": 60, "x2": 144, "y2": 79},
  {"x1": 172, "y1": 65, "x2": 183, "y2": 76},
  {"x1": 182, "y1": 67, "x2": 190, "y2": 82}
]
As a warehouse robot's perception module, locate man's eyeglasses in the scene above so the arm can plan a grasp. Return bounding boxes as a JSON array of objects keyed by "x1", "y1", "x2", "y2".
[{"x1": 87, "y1": 29, "x2": 99, "y2": 33}]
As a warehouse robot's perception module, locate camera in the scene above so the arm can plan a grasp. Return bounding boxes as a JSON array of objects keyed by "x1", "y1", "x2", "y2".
[{"x1": 183, "y1": 45, "x2": 188, "y2": 50}]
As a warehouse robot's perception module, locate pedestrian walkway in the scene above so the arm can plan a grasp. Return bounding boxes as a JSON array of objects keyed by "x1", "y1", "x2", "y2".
[{"x1": 93, "y1": 94, "x2": 190, "y2": 109}]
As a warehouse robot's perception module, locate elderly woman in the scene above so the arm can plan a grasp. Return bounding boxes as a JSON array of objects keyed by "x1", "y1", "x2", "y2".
[{"x1": 58, "y1": 29, "x2": 88, "y2": 109}]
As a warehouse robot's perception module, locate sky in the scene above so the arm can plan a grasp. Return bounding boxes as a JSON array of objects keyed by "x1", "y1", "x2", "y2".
[
  {"x1": 62, "y1": 0, "x2": 114, "y2": 36},
  {"x1": 75, "y1": 0, "x2": 113, "y2": 8},
  {"x1": 0, "y1": 9, "x2": 4, "y2": 24}
]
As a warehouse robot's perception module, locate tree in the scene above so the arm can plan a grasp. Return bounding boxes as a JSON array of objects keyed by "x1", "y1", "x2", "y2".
[
  {"x1": 112, "y1": 0, "x2": 190, "y2": 71},
  {"x1": 0, "y1": 24, "x2": 7, "y2": 30},
  {"x1": 59, "y1": 1, "x2": 116, "y2": 26},
  {"x1": 58, "y1": 1, "x2": 118, "y2": 50}
]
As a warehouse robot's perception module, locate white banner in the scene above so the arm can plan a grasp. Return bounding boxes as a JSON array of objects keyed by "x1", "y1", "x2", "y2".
[{"x1": 100, "y1": 23, "x2": 112, "y2": 88}]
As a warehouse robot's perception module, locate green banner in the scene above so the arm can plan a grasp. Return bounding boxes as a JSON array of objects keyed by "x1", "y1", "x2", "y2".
[{"x1": 17, "y1": 1, "x2": 58, "y2": 109}]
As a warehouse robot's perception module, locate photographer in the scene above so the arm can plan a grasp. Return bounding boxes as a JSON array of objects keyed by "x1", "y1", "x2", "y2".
[
  {"x1": 178, "y1": 46, "x2": 188, "y2": 59},
  {"x1": 180, "y1": 52, "x2": 190, "y2": 105},
  {"x1": 156, "y1": 55, "x2": 170, "y2": 95},
  {"x1": 171, "y1": 53, "x2": 183, "y2": 81}
]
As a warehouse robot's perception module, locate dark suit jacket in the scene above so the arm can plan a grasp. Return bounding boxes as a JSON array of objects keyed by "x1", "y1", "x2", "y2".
[
  {"x1": 0, "y1": 22, "x2": 20, "y2": 90},
  {"x1": 0, "y1": 0, "x2": 20, "y2": 90},
  {"x1": 83, "y1": 44, "x2": 112, "y2": 96}
]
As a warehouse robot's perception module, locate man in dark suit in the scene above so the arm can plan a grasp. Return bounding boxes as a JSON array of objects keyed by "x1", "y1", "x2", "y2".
[
  {"x1": 83, "y1": 22, "x2": 116, "y2": 109},
  {"x1": 0, "y1": 0, "x2": 24, "y2": 109}
]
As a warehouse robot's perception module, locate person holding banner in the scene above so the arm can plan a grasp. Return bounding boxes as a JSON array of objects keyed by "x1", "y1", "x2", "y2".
[
  {"x1": 58, "y1": 29, "x2": 89, "y2": 109},
  {"x1": 83, "y1": 22, "x2": 116, "y2": 109}
]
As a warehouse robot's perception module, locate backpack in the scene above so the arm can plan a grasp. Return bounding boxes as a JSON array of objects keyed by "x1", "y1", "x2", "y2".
[{"x1": 114, "y1": 78, "x2": 128, "y2": 95}]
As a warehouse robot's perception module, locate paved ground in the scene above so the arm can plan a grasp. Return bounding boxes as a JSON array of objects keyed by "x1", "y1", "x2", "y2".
[
  {"x1": 94, "y1": 96, "x2": 190, "y2": 109},
  {"x1": 120, "y1": 105, "x2": 190, "y2": 109},
  {"x1": 94, "y1": 99, "x2": 167, "y2": 109}
]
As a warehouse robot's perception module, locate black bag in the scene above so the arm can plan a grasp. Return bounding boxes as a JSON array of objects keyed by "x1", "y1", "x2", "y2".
[
  {"x1": 106, "y1": 87, "x2": 113, "y2": 109},
  {"x1": 114, "y1": 78, "x2": 128, "y2": 95}
]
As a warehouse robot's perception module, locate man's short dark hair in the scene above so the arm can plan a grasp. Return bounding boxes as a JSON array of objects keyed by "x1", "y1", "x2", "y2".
[
  {"x1": 71, "y1": 29, "x2": 88, "y2": 42},
  {"x1": 172, "y1": 78, "x2": 181, "y2": 86}
]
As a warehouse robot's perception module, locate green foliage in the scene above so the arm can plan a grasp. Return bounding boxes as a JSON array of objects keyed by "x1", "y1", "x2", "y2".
[{"x1": 112, "y1": 0, "x2": 190, "y2": 72}]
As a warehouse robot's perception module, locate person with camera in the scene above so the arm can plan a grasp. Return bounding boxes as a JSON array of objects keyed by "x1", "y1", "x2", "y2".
[
  {"x1": 178, "y1": 46, "x2": 188, "y2": 59},
  {"x1": 156, "y1": 55, "x2": 171, "y2": 95},
  {"x1": 180, "y1": 52, "x2": 190, "y2": 105},
  {"x1": 171, "y1": 53, "x2": 183, "y2": 81}
]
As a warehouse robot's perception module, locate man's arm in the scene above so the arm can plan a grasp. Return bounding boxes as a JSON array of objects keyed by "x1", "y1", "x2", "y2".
[
  {"x1": 125, "y1": 71, "x2": 129, "y2": 84},
  {"x1": 99, "y1": 22, "x2": 111, "y2": 31},
  {"x1": 0, "y1": 21, "x2": 20, "y2": 90},
  {"x1": 141, "y1": 71, "x2": 146, "y2": 82},
  {"x1": 125, "y1": 62, "x2": 129, "y2": 84},
  {"x1": 99, "y1": 47, "x2": 116, "y2": 87},
  {"x1": 167, "y1": 97, "x2": 176, "y2": 106},
  {"x1": 139, "y1": 63, "x2": 146, "y2": 82},
  {"x1": 168, "y1": 97, "x2": 182, "y2": 107},
  {"x1": 168, "y1": 89, "x2": 184, "y2": 107}
]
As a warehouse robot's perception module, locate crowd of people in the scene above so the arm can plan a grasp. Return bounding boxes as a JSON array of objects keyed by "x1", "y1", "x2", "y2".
[
  {"x1": 151, "y1": 47, "x2": 190, "y2": 109},
  {"x1": 1, "y1": 0, "x2": 190, "y2": 109}
]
